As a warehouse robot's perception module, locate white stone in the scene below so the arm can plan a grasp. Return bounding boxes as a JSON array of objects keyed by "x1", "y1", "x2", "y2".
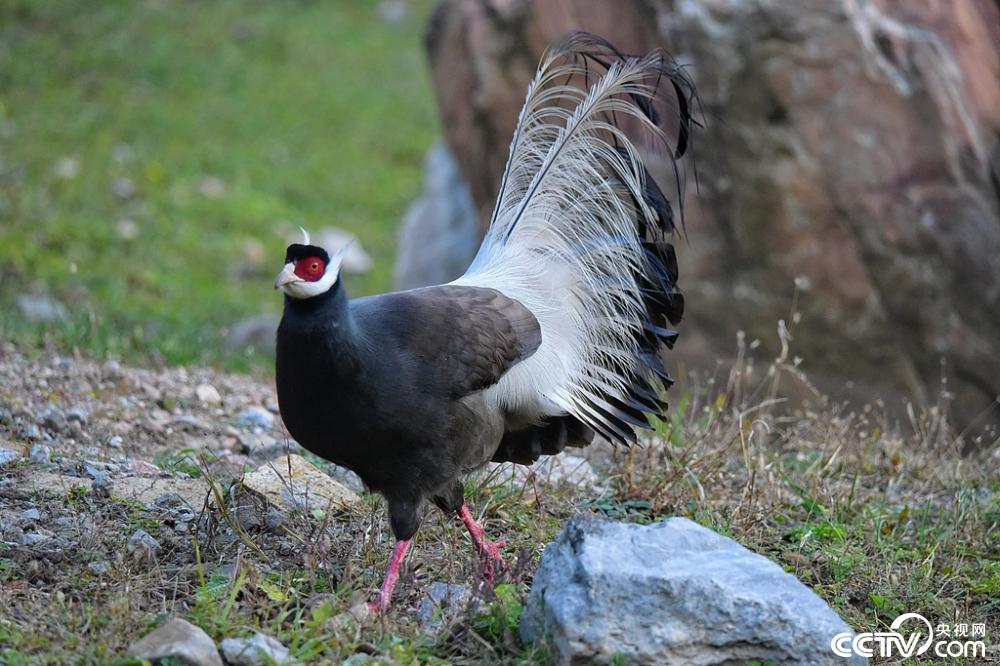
[
  {"x1": 128, "y1": 617, "x2": 223, "y2": 666},
  {"x1": 234, "y1": 406, "x2": 274, "y2": 431},
  {"x1": 195, "y1": 383, "x2": 222, "y2": 405},
  {"x1": 220, "y1": 633, "x2": 291, "y2": 665},
  {"x1": 0, "y1": 447, "x2": 22, "y2": 466},
  {"x1": 521, "y1": 515, "x2": 865, "y2": 665},
  {"x1": 242, "y1": 454, "x2": 363, "y2": 515},
  {"x1": 111, "y1": 477, "x2": 209, "y2": 510}
]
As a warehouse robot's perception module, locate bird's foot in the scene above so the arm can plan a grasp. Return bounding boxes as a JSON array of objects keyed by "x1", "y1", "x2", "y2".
[
  {"x1": 458, "y1": 503, "x2": 508, "y2": 583},
  {"x1": 366, "y1": 538, "x2": 412, "y2": 615},
  {"x1": 366, "y1": 594, "x2": 390, "y2": 616},
  {"x1": 480, "y1": 538, "x2": 509, "y2": 583}
]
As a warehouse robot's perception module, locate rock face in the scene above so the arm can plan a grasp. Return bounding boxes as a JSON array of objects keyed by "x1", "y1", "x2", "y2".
[
  {"x1": 393, "y1": 140, "x2": 480, "y2": 289},
  {"x1": 423, "y1": 0, "x2": 1000, "y2": 430},
  {"x1": 521, "y1": 515, "x2": 864, "y2": 665}
]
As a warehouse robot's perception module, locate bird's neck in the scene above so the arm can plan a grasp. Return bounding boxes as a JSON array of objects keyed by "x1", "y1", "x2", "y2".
[{"x1": 280, "y1": 280, "x2": 360, "y2": 361}]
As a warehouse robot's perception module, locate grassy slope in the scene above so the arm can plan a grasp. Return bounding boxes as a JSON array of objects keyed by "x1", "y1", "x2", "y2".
[{"x1": 0, "y1": 0, "x2": 436, "y2": 370}]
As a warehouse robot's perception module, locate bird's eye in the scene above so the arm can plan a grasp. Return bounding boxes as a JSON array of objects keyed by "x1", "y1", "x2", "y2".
[{"x1": 293, "y1": 256, "x2": 326, "y2": 281}]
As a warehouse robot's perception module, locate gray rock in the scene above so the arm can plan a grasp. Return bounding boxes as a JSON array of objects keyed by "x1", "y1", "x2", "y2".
[
  {"x1": 417, "y1": 582, "x2": 474, "y2": 630},
  {"x1": 264, "y1": 506, "x2": 286, "y2": 531},
  {"x1": 38, "y1": 408, "x2": 67, "y2": 433},
  {"x1": 195, "y1": 383, "x2": 222, "y2": 405},
  {"x1": 234, "y1": 406, "x2": 274, "y2": 431},
  {"x1": 16, "y1": 294, "x2": 68, "y2": 323},
  {"x1": 65, "y1": 407, "x2": 89, "y2": 424},
  {"x1": 128, "y1": 528, "x2": 161, "y2": 560},
  {"x1": 88, "y1": 560, "x2": 110, "y2": 575},
  {"x1": 18, "y1": 508, "x2": 43, "y2": 525},
  {"x1": 521, "y1": 515, "x2": 864, "y2": 666},
  {"x1": 225, "y1": 315, "x2": 278, "y2": 352},
  {"x1": 242, "y1": 454, "x2": 363, "y2": 515},
  {"x1": 29, "y1": 443, "x2": 51, "y2": 463},
  {"x1": 102, "y1": 359, "x2": 123, "y2": 381},
  {"x1": 18, "y1": 423, "x2": 43, "y2": 441},
  {"x1": 2, "y1": 525, "x2": 25, "y2": 544},
  {"x1": 20, "y1": 531, "x2": 50, "y2": 546},
  {"x1": 393, "y1": 141, "x2": 479, "y2": 290},
  {"x1": 0, "y1": 447, "x2": 22, "y2": 465},
  {"x1": 83, "y1": 461, "x2": 111, "y2": 484},
  {"x1": 113, "y1": 477, "x2": 207, "y2": 510},
  {"x1": 220, "y1": 632, "x2": 291, "y2": 665},
  {"x1": 128, "y1": 617, "x2": 223, "y2": 666},
  {"x1": 171, "y1": 414, "x2": 204, "y2": 429}
]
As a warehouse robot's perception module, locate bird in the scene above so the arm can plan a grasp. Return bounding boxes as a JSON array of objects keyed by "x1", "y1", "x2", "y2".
[{"x1": 274, "y1": 31, "x2": 696, "y2": 614}]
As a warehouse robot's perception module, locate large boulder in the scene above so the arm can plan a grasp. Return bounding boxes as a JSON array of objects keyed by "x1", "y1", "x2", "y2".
[
  {"x1": 421, "y1": 0, "x2": 1000, "y2": 430},
  {"x1": 393, "y1": 140, "x2": 480, "y2": 289},
  {"x1": 521, "y1": 514, "x2": 864, "y2": 665}
]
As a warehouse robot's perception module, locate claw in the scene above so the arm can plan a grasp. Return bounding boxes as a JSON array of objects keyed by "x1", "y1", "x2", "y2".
[{"x1": 458, "y1": 503, "x2": 508, "y2": 582}]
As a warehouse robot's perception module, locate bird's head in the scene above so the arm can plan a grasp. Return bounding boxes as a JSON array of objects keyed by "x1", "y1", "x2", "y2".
[{"x1": 274, "y1": 228, "x2": 345, "y2": 299}]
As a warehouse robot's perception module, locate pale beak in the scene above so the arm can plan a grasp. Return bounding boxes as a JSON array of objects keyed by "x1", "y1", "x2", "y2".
[{"x1": 274, "y1": 263, "x2": 301, "y2": 290}]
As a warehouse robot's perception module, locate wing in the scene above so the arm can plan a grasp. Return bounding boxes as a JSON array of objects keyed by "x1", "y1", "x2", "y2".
[{"x1": 360, "y1": 285, "x2": 542, "y2": 398}]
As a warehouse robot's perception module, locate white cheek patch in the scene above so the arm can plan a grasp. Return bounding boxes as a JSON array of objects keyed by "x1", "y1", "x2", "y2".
[{"x1": 280, "y1": 254, "x2": 343, "y2": 300}]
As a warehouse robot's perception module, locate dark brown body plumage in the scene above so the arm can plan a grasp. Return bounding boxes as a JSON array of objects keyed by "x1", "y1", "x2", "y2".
[{"x1": 276, "y1": 278, "x2": 545, "y2": 539}]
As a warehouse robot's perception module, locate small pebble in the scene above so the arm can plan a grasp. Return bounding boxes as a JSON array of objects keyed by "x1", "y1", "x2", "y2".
[
  {"x1": 170, "y1": 414, "x2": 202, "y2": 429},
  {"x1": 84, "y1": 463, "x2": 110, "y2": 485},
  {"x1": 234, "y1": 406, "x2": 274, "y2": 431},
  {"x1": 18, "y1": 508, "x2": 43, "y2": 525},
  {"x1": 264, "y1": 507, "x2": 286, "y2": 531},
  {"x1": 130, "y1": 459, "x2": 161, "y2": 476},
  {"x1": 65, "y1": 407, "x2": 88, "y2": 424},
  {"x1": 128, "y1": 528, "x2": 161, "y2": 560},
  {"x1": 102, "y1": 359, "x2": 123, "y2": 380},
  {"x1": 220, "y1": 633, "x2": 291, "y2": 666},
  {"x1": 29, "y1": 443, "x2": 51, "y2": 463},
  {"x1": 0, "y1": 447, "x2": 22, "y2": 465},
  {"x1": 38, "y1": 408, "x2": 68, "y2": 434},
  {"x1": 20, "y1": 532, "x2": 50, "y2": 546},
  {"x1": 88, "y1": 560, "x2": 110, "y2": 575},
  {"x1": 18, "y1": 424, "x2": 42, "y2": 441},
  {"x1": 195, "y1": 383, "x2": 222, "y2": 405}
]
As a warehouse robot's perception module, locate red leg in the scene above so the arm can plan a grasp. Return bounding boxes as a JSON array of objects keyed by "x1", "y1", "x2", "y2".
[
  {"x1": 458, "y1": 503, "x2": 507, "y2": 582},
  {"x1": 367, "y1": 538, "x2": 412, "y2": 614}
]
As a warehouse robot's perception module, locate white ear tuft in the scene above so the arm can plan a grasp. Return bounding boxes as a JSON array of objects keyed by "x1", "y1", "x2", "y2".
[{"x1": 299, "y1": 226, "x2": 311, "y2": 246}]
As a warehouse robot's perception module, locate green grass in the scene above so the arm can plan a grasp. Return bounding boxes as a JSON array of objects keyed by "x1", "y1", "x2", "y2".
[{"x1": 0, "y1": 0, "x2": 437, "y2": 370}]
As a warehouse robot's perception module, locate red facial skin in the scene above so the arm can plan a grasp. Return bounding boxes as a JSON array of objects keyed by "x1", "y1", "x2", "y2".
[{"x1": 293, "y1": 256, "x2": 326, "y2": 282}]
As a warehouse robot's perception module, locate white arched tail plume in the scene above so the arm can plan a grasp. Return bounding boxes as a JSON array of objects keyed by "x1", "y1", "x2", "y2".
[{"x1": 453, "y1": 32, "x2": 699, "y2": 445}]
